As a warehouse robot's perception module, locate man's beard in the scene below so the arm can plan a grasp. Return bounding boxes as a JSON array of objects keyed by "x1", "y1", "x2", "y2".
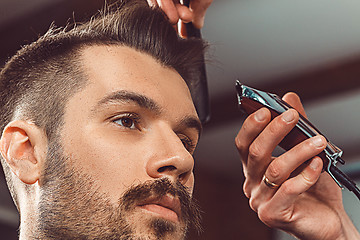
[{"x1": 34, "y1": 138, "x2": 202, "y2": 240}]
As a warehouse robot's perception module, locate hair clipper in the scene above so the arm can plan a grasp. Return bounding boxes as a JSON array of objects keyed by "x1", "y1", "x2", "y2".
[{"x1": 235, "y1": 80, "x2": 360, "y2": 200}]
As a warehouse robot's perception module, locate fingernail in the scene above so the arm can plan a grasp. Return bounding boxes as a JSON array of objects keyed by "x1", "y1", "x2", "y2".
[
  {"x1": 282, "y1": 110, "x2": 295, "y2": 123},
  {"x1": 254, "y1": 108, "x2": 267, "y2": 122},
  {"x1": 309, "y1": 158, "x2": 320, "y2": 170},
  {"x1": 312, "y1": 136, "x2": 325, "y2": 148}
]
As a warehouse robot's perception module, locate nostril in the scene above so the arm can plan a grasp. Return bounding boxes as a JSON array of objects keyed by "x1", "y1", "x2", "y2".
[
  {"x1": 158, "y1": 165, "x2": 176, "y2": 173},
  {"x1": 179, "y1": 172, "x2": 189, "y2": 182}
]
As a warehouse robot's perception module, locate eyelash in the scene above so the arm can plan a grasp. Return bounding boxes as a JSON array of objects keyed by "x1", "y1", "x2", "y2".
[
  {"x1": 110, "y1": 113, "x2": 196, "y2": 152},
  {"x1": 111, "y1": 113, "x2": 141, "y2": 130},
  {"x1": 179, "y1": 134, "x2": 197, "y2": 153}
]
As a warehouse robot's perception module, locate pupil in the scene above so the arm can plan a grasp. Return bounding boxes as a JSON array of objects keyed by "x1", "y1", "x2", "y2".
[{"x1": 122, "y1": 118, "x2": 132, "y2": 127}]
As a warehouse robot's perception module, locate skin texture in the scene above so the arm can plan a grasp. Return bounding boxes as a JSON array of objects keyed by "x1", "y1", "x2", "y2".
[
  {"x1": 61, "y1": 45, "x2": 200, "y2": 203},
  {"x1": 57, "y1": 45, "x2": 201, "y2": 239},
  {"x1": 0, "y1": 45, "x2": 203, "y2": 239},
  {"x1": 37, "y1": 140, "x2": 201, "y2": 240},
  {"x1": 235, "y1": 93, "x2": 360, "y2": 240}
]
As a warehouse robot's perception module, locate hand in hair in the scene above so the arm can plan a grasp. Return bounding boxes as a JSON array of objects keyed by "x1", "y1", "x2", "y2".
[{"x1": 146, "y1": 0, "x2": 212, "y2": 29}]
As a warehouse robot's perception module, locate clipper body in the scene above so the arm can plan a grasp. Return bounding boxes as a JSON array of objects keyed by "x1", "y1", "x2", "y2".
[{"x1": 236, "y1": 80, "x2": 345, "y2": 187}]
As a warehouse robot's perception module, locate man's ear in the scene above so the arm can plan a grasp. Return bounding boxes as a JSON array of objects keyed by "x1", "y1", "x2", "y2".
[{"x1": 0, "y1": 120, "x2": 47, "y2": 185}]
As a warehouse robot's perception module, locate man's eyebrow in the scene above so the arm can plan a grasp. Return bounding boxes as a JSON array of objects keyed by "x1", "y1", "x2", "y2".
[
  {"x1": 93, "y1": 90, "x2": 202, "y2": 136},
  {"x1": 179, "y1": 116, "x2": 203, "y2": 138},
  {"x1": 93, "y1": 90, "x2": 162, "y2": 115}
]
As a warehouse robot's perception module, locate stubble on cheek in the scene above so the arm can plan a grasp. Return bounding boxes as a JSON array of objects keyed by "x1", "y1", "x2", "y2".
[{"x1": 38, "y1": 137, "x2": 200, "y2": 240}]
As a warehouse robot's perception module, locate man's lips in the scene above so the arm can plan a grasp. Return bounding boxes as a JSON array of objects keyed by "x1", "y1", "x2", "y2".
[{"x1": 138, "y1": 195, "x2": 181, "y2": 222}]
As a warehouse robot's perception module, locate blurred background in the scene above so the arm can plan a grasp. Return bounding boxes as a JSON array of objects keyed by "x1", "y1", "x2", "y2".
[{"x1": 1, "y1": 0, "x2": 360, "y2": 239}]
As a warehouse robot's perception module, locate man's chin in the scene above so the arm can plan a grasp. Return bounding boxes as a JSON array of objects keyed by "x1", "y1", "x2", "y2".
[{"x1": 127, "y1": 209, "x2": 186, "y2": 240}]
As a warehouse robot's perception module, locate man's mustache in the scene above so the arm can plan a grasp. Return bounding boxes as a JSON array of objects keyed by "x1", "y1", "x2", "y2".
[{"x1": 120, "y1": 178, "x2": 202, "y2": 232}]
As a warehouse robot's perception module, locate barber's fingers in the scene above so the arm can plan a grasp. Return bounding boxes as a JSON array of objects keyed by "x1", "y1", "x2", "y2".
[
  {"x1": 282, "y1": 92, "x2": 307, "y2": 118},
  {"x1": 248, "y1": 136, "x2": 326, "y2": 211},
  {"x1": 158, "y1": 1, "x2": 192, "y2": 25},
  {"x1": 263, "y1": 135, "x2": 326, "y2": 189},
  {"x1": 245, "y1": 109, "x2": 299, "y2": 181},
  {"x1": 188, "y1": 0, "x2": 212, "y2": 29},
  {"x1": 147, "y1": 0, "x2": 212, "y2": 29},
  {"x1": 237, "y1": 109, "x2": 299, "y2": 199},
  {"x1": 146, "y1": 0, "x2": 158, "y2": 7},
  {"x1": 256, "y1": 157, "x2": 323, "y2": 226},
  {"x1": 173, "y1": 0, "x2": 213, "y2": 28},
  {"x1": 237, "y1": 92, "x2": 306, "y2": 164},
  {"x1": 176, "y1": 4, "x2": 193, "y2": 23},
  {"x1": 235, "y1": 107, "x2": 271, "y2": 165},
  {"x1": 147, "y1": 0, "x2": 181, "y2": 25}
]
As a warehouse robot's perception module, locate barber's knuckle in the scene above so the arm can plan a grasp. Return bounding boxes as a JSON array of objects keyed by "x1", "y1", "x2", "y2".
[
  {"x1": 258, "y1": 207, "x2": 276, "y2": 226},
  {"x1": 248, "y1": 197, "x2": 259, "y2": 212},
  {"x1": 243, "y1": 190, "x2": 250, "y2": 199},
  {"x1": 248, "y1": 142, "x2": 263, "y2": 160},
  {"x1": 259, "y1": 207, "x2": 288, "y2": 228},
  {"x1": 243, "y1": 181, "x2": 251, "y2": 198},
  {"x1": 234, "y1": 136, "x2": 244, "y2": 151},
  {"x1": 301, "y1": 171, "x2": 316, "y2": 187},
  {"x1": 280, "y1": 181, "x2": 295, "y2": 195},
  {"x1": 266, "y1": 161, "x2": 281, "y2": 180},
  {"x1": 267, "y1": 120, "x2": 281, "y2": 135}
]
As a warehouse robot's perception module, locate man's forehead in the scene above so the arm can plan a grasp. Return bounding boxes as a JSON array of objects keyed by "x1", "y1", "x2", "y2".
[
  {"x1": 80, "y1": 45, "x2": 144, "y2": 76},
  {"x1": 80, "y1": 44, "x2": 165, "y2": 71},
  {"x1": 73, "y1": 44, "x2": 198, "y2": 121},
  {"x1": 79, "y1": 44, "x2": 182, "y2": 87}
]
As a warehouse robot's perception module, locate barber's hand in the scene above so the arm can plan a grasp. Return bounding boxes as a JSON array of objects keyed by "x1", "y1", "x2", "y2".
[
  {"x1": 146, "y1": 0, "x2": 212, "y2": 29},
  {"x1": 235, "y1": 92, "x2": 360, "y2": 240}
]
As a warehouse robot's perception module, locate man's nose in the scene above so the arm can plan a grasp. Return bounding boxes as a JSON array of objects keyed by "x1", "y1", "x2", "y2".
[{"x1": 145, "y1": 127, "x2": 194, "y2": 185}]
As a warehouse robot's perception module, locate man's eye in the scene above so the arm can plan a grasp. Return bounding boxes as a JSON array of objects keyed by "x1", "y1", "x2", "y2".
[
  {"x1": 179, "y1": 135, "x2": 196, "y2": 154},
  {"x1": 113, "y1": 113, "x2": 140, "y2": 130}
]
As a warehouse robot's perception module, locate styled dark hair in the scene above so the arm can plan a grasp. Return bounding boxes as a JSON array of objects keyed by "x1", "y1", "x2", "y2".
[{"x1": 0, "y1": 0, "x2": 206, "y2": 205}]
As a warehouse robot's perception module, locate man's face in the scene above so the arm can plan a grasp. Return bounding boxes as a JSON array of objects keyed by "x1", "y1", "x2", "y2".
[{"x1": 40, "y1": 45, "x2": 201, "y2": 239}]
